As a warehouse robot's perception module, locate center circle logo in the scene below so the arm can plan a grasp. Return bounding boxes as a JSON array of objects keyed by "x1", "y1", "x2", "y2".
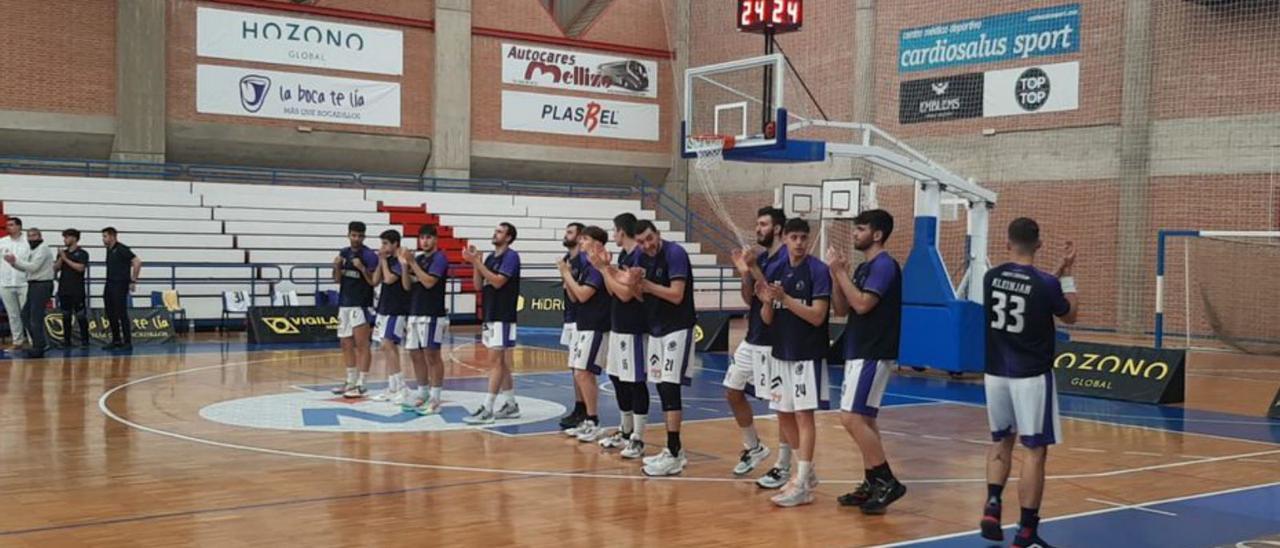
[{"x1": 199, "y1": 388, "x2": 566, "y2": 433}]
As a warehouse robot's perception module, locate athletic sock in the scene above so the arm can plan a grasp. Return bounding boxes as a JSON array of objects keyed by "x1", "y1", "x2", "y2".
[
  {"x1": 345, "y1": 367, "x2": 357, "y2": 384},
  {"x1": 419, "y1": 385, "x2": 429, "y2": 401},
  {"x1": 1019, "y1": 507, "x2": 1040, "y2": 530},
  {"x1": 621, "y1": 411, "x2": 635, "y2": 436},
  {"x1": 797, "y1": 461, "x2": 813, "y2": 486},
  {"x1": 572, "y1": 400, "x2": 586, "y2": 415},
  {"x1": 500, "y1": 389, "x2": 515, "y2": 406},
  {"x1": 430, "y1": 386, "x2": 442, "y2": 401},
  {"x1": 586, "y1": 415, "x2": 599, "y2": 425},
  {"x1": 742, "y1": 425, "x2": 761, "y2": 450},
  {"x1": 872, "y1": 462, "x2": 895, "y2": 482},
  {"x1": 484, "y1": 393, "x2": 497, "y2": 411},
  {"x1": 356, "y1": 371, "x2": 367, "y2": 385},
  {"x1": 632, "y1": 414, "x2": 648, "y2": 438},
  {"x1": 667, "y1": 431, "x2": 682, "y2": 456},
  {"x1": 987, "y1": 483, "x2": 1005, "y2": 506},
  {"x1": 777, "y1": 443, "x2": 793, "y2": 470}
]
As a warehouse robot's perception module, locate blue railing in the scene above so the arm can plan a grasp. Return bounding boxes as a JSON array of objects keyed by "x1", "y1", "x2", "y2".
[{"x1": 635, "y1": 173, "x2": 740, "y2": 259}]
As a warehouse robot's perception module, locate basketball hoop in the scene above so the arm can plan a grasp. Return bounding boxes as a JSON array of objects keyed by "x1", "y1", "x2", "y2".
[{"x1": 686, "y1": 134, "x2": 735, "y2": 171}]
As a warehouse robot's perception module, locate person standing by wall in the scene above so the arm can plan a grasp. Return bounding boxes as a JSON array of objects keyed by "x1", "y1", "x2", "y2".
[
  {"x1": 101, "y1": 227, "x2": 142, "y2": 351},
  {"x1": 0, "y1": 217, "x2": 30, "y2": 348},
  {"x1": 56, "y1": 229, "x2": 90, "y2": 348}
]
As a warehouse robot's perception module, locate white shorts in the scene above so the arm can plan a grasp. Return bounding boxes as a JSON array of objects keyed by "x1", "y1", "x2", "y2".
[
  {"x1": 770, "y1": 359, "x2": 830, "y2": 413},
  {"x1": 336, "y1": 306, "x2": 374, "y2": 338},
  {"x1": 840, "y1": 359, "x2": 896, "y2": 417},
  {"x1": 482, "y1": 321, "x2": 517, "y2": 349},
  {"x1": 570, "y1": 330, "x2": 608, "y2": 375},
  {"x1": 606, "y1": 332, "x2": 646, "y2": 383},
  {"x1": 404, "y1": 315, "x2": 448, "y2": 350},
  {"x1": 646, "y1": 329, "x2": 695, "y2": 386},
  {"x1": 372, "y1": 314, "x2": 406, "y2": 345},
  {"x1": 723, "y1": 342, "x2": 773, "y2": 399},
  {"x1": 985, "y1": 372, "x2": 1062, "y2": 448},
  {"x1": 559, "y1": 322, "x2": 577, "y2": 347}
]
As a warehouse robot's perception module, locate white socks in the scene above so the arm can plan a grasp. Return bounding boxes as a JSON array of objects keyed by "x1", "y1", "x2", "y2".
[
  {"x1": 742, "y1": 426, "x2": 761, "y2": 450},
  {"x1": 356, "y1": 371, "x2": 367, "y2": 385},
  {"x1": 777, "y1": 444, "x2": 793, "y2": 470},
  {"x1": 500, "y1": 389, "x2": 515, "y2": 407},
  {"x1": 632, "y1": 414, "x2": 648, "y2": 439},
  {"x1": 345, "y1": 367, "x2": 357, "y2": 384},
  {"x1": 797, "y1": 461, "x2": 813, "y2": 485},
  {"x1": 621, "y1": 411, "x2": 635, "y2": 435},
  {"x1": 418, "y1": 385, "x2": 429, "y2": 401},
  {"x1": 429, "y1": 386, "x2": 442, "y2": 401},
  {"x1": 484, "y1": 393, "x2": 497, "y2": 411}
]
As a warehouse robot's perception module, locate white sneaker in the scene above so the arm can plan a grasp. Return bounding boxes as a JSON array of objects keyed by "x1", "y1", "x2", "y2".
[
  {"x1": 642, "y1": 449, "x2": 687, "y2": 477},
  {"x1": 756, "y1": 466, "x2": 791, "y2": 490},
  {"x1": 330, "y1": 382, "x2": 355, "y2": 395},
  {"x1": 391, "y1": 389, "x2": 409, "y2": 406},
  {"x1": 371, "y1": 390, "x2": 395, "y2": 402},
  {"x1": 732, "y1": 444, "x2": 771, "y2": 476},
  {"x1": 341, "y1": 384, "x2": 367, "y2": 399},
  {"x1": 598, "y1": 430, "x2": 627, "y2": 449},
  {"x1": 463, "y1": 406, "x2": 495, "y2": 424},
  {"x1": 770, "y1": 484, "x2": 815, "y2": 507},
  {"x1": 563, "y1": 424, "x2": 582, "y2": 437},
  {"x1": 575, "y1": 421, "x2": 603, "y2": 442},
  {"x1": 494, "y1": 401, "x2": 521, "y2": 419},
  {"x1": 620, "y1": 436, "x2": 646, "y2": 459}
]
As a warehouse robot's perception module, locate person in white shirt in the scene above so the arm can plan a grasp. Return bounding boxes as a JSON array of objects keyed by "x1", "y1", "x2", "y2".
[
  {"x1": 0, "y1": 217, "x2": 31, "y2": 348},
  {"x1": 6, "y1": 228, "x2": 56, "y2": 358}
]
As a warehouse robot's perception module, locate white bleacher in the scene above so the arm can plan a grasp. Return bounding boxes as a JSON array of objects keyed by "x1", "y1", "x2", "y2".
[{"x1": 1, "y1": 174, "x2": 741, "y2": 322}]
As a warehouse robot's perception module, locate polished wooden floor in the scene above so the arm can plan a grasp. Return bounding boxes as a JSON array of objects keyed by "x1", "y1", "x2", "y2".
[{"x1": 2, "y1": 326, "x2": 1278, "y2": 546}]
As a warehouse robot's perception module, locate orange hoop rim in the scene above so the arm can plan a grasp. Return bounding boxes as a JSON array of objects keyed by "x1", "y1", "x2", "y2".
[{"x1": 687, "y1": 134, "x2": 736, "y2": 151}]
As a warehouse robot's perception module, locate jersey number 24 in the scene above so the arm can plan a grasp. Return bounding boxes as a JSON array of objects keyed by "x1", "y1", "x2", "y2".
[{"x1": 990, "y1": 290, "x2": 1025, "y2": 333}]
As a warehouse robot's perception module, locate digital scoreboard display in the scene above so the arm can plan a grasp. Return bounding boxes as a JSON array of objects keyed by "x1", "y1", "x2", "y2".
[{"x1": 737, "y1": 0, "x2": 803, "y2": 34}]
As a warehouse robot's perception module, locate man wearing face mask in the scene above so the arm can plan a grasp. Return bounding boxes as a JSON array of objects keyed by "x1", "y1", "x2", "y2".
[{"x1": 5, "y1": 228, "x2": 56, "y2": 358}]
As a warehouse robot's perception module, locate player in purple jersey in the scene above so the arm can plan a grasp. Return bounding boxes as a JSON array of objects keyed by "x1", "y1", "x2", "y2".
[
  {"x1": 725, "y1": 207, "x2": 796, "y2": 485},
  {"x1": 759, "y1": 218, "x2": 831, "y2": 507},
  {"x1": 558, "y1": 226, "x2": 612, "y2": 442},
  {"x1": 558, "y1": 223, "x2": 589, "y2": 430},
  {"x1": 399, "y1": 225, "x2": 451, "y2": 415},
  {"x1": 828, "y1": 209, "x2": 907, "y2": 514},
  {"x1": 331, "y1": 221, "x2": 378, "y2": 399},
  {"x1": 462, "y1": 223, "x2": 522, "y2": 424},
  {"x1": 586, "y1": 213, "x2": 652, "y2": 459},
  {"x1": 980, "y1": 217, "x2": 1079, "y2": 548},
  {"x1": 370, "y1": 230, "x2": 411, "y2": 404}
]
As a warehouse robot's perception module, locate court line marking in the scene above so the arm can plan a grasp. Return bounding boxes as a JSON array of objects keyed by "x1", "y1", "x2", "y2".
[
  {"x1": 100, "y1": 356, "x2": 1280, "y2": 486},
  {"x1": 875, "y1": 481, "x2": 1280, "y2": 547},
  {"x1": 1085, "y1": 497, "x2": 1179, "y2": 517}
]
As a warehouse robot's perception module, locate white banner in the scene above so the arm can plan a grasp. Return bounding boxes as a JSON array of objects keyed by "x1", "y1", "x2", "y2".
[
  {"x1": 197, "y1": 65, "x2": 401, "y2": 127},
  {"x1": 501, "y1": 91, "x2": 659, "y2": 141},
  {"x1": 197, "y1": 7, "x2": 403, "y2": 75},
  {"x1": 502, "y1": 43, "x2": 658, "y2": 98},
  {"x1": 983, "y1": 61, "x2": 1080, "y2": 118}
]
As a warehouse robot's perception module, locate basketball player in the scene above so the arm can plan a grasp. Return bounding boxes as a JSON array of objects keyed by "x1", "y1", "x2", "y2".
[
  {"x1": 633, "y1": 220, "x2": 697, "y2": 477},
  {"x1": 332, "y1": 221, "x2": 378, "y2": 398},
  {"x1": 463, "y1": 223, "x2": 522, "y2": 424},
  {"x1": 558, "y1": 226, "x2": 611, "y2": 442},
  {"x1": 587, "y1": 213, "x2": 651, "y2": 459},
  {"x1": 399, "y1": 225, "x2": 450, "y2": 415},
  {"x1": 370, "y1": 230, "x2": 411, "y2": 404},
  {"x1": 980, "y1": 218, "x2": 1078, "y2": 548},
  {"x1": 558, "y1": 222, "x2": 589, "y2": 430},
  {"x1": 827, "y1": 208, "x2": 907, "y2": 514},
  {"x1": 725, "y1": 207, "x2": 795, "y2": 483},
  {"x1": 758, "y1": 218, "x2": 831, "y2": 507}
]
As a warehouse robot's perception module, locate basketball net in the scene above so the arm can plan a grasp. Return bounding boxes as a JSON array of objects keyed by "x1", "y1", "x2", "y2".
[{"x1": 686, "y1": 135, "x2": 752, "y2": 249}]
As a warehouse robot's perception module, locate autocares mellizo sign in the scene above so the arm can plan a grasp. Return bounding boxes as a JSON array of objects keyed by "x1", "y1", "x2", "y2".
[
  {"x1": 502, "y1": 43, "x2": 658, "y2": 98},
  {"x1": 197, "y1": 6, "x2": 403, "y2": 76}
]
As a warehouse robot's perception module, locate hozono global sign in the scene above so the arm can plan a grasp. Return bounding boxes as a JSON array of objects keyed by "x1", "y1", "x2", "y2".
[{"x1": 1052, "y1": 341, "x2": 1186, "y2": 404}]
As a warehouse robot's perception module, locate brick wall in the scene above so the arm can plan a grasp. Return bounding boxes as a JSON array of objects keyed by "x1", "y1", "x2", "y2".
[{"x1": 0, "y1": 0, "x2": 116, "y2": 115}]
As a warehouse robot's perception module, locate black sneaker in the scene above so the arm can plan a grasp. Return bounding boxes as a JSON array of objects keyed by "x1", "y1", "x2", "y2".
[
  {"x1": 1011, "y1": 526, "x2": 1053, "y2": 548},
  {"x1": 859, "y1": 478, "x2": 907, "y2": 515},
  {"x1": 837, "y1": 480, "x2": 873, "y2": 507},
  {"x1": 558, "y1": 409, "x2": 585, "y2": 429},
  {"x1": 980, "y1": 502, "x2": 1004, "y2": 541}
]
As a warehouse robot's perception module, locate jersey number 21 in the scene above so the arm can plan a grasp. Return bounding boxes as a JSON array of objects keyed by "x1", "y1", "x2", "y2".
[{"x1": 990, "y1": 290, "x2": 1025, "y2": 333}]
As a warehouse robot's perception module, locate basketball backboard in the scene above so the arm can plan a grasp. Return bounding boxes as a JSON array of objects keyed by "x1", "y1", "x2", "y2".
[
  {"x1": 821, "y1": 178, "x2": 861, "y2": 220},
  {"x1": 682, "y1": 54, "x2": 786, "y2": 158},
  {"x1": 782, "y1": 183, "x2": 821, "y2": 221}
]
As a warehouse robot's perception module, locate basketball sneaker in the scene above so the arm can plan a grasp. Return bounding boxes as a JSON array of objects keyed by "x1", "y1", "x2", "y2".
[
  {"x1": 391, "y1": 388, "x2": 410, "y2": 406},
  {"x1": 575, "y1": 420, "x2": 603, "y2": 442},
  {"x1": 641, "y1": 448, "x2": 687, "y2": 477},
  {"x1": 371, "y1": 390, "x2": 395, "y2": 402},
  {"x1": 341, "y1": 384, "x2": 367, "y2": 399},
  {"x1": 401, "y1": 397, "x2": 425, "y2": 413},
  {"x1": 463, "y1": 406, "x2": 495, "y2": 425},
  {"x1": 409, "y1": 398, "x2": 442, "y2": 416},
  {"x1": 563, "y1": 424, "x2": 582, "y2": 437},
  {"x1": 732, "y1": 444, "x2": 771, "y2": 476},
  {"x1": 837, "y1": 480, "x2": 873, "y2": 507},
  {"x1": 598, "y1": 430, "x2": 627, "y2": 449},
  {"x1": 330, "y1": 383, "x2": 351, "y2": 395},
  {"x1": 558, "y1": 408, "x2": 585, "y2": 429},
  {"x1": 1011, "y1": 526, "x2": 1053, "y2": 548},
  {"x1": 860, "y1": 477, "x2": 907, "y2": 515},
  {"x1": 756, "y1": 466, "x2": 790, "y2": 490},
  {"x1": 980, "y1": 502, "x2": 1004, "y2": 541},
  {"x1": 620, "y1": 435, "x2": 646, "y2": 459},
  {"x1": 494, "y1": 401, "x2": 521, "y2": 419},
  {"x1": 770, "y1": 483, "x2": 815, "y2": 508}
]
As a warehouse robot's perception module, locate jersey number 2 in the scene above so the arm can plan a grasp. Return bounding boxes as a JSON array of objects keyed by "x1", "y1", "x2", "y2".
[{"x1": 990, "y1": 290, "x2": 1026, "y2": 333}]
